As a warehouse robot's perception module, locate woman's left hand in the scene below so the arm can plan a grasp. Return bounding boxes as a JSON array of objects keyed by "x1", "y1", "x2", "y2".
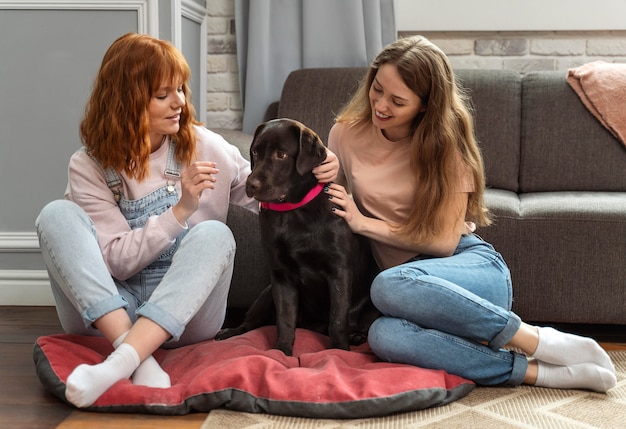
[{"x1": 312, "y1": 148, "x2": 339, "y2": 183}]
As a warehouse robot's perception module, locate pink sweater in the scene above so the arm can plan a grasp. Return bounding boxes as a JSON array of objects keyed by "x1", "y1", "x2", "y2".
[{"x1": 65, "y1": 125, "x2": 257, "y2": 280}]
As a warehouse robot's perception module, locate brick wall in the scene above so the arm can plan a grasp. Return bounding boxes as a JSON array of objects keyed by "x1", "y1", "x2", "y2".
[
  {"x1": 205, "y1": 0, "x2": 626, "y2": 130},
  {"x1": 206, "y1": 0, "x2": 241, "y2": 130},
  {"x1": 409, "y1": 31, "x2": 626, "y2": 73}
]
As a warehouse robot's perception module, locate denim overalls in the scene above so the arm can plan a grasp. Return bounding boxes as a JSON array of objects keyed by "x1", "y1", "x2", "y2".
[
  {"x1": 36, "y1": 143, "x2": 236, "y2": 346},
  {"x1": 97, "y1": 143, "x2": 188, "y2": 303}
]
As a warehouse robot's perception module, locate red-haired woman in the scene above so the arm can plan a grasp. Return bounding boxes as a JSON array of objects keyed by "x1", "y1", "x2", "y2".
[{"x1": 35, "y1": 33, "x2": 337, "y2": 408}]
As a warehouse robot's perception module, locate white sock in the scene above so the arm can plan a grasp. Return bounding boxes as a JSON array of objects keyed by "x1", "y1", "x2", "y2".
[
  {"x1": 131, "y1": 355, "x2": 171, "y2": 388},
  {"x1": 535, "y1": 361, "x2": 617, "y2": 393},
  {"x1": 65, "y1": 343, "x2": 140, "y2": 408},
  {"x1": 113, "y1": 332, "x2": 171, "y2": 388},
  {"x1": 532, "y1": 327, "x2": 614, "y2": 371}
]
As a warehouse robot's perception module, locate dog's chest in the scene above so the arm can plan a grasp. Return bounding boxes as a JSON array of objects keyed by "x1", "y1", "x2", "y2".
[
  {"x1": 258, "y1": 201, "x2": 353, "y2": 270},
  {"x1": 260, "y1": 210, "x2": 342, "y2": 245}
]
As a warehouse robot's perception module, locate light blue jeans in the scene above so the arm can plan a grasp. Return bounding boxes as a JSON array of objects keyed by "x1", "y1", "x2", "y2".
[
  {"x1": 368, "y1": 234, "x2": 528, "y2": 386},
  {"x1": 35, "y1": 199, "x2": 235, "y2": 348}
]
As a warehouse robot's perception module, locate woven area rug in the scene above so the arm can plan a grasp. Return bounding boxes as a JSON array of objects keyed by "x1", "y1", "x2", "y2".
[{"x1": 202, "y1": 351, "x2": 626, "y2": 429}]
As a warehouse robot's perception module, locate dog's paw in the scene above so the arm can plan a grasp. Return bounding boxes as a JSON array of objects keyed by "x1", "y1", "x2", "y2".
[
  {"x1": 329, "y1": 338, "x2": 351, "y2": 351},
  {"x1": 349, "y1": 331, "x2": 368, "y2": 346},
  {"x1": 274, "y1": 343, "x2": 294, "y2": 356},
  {"x1": 214, "y1": 327, "x2": 244, "y2": 341}
]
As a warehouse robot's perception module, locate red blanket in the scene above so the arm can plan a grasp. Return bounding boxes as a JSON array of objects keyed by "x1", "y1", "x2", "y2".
[{"x1": 33, "y1": 326, "x2": 474, "y2": 418}]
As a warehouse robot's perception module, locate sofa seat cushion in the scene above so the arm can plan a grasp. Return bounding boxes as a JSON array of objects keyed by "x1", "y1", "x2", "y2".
[
  {"x1": 484, "y1": 189, "x2": 626, "y2": 220},
  {"x1": 511, "y1": 191, "x2": 625, "y2": 324},
  {"x1": 33, "y1": 327, "x2": 475, "y2": 418},
  {"x1": 519, "y1": 191, "x2": 626, "y2": 220},
  {"x1": 480, "y1": 190, "x2": 626, "y2": 324}
]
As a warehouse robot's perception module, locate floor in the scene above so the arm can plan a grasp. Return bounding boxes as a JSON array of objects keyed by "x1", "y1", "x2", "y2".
[
  {"x1": 0, "y1": 306, "x2": 208, "y2": 429},
  {"x1": 1, "y1": 306, "x2": 624, "y2": 429}
]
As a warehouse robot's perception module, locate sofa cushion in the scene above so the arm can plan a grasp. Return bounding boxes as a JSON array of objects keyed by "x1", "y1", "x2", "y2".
[
  {"x1": 226, "y1": 204, "x2": 269, "y2": 310},
  {"x1": 481, "y1": 190, "x2": 626, "y2": 323},
  {"x1": 278, "y1": 68, "x2": 522, "y2": 192},
  {"x1": 277, "y1": 67, "x2": 367, "y2": 144},
  {"x1": 513, "y1": 191, "x2": 626, "y2": 323},
  {"x1": 521, "y1": 71, "x2": 626, "y2": 192},
  {"x1": 456, "y1": 69, "x2": 522, "y2": 192},
  {"x1": 480, "y1": 189, "x2": 521, "y2": 259},
  {"x1": 214, "y1": 128, "x2": 253, "y2": 160}
]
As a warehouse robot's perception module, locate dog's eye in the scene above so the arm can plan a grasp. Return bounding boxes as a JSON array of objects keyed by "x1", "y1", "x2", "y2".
[{"x1": 275, "y1": 151, "x2": 288, "y2": 160}]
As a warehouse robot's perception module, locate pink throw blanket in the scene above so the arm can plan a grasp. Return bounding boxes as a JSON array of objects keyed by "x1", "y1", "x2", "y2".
[{"x1": 567, "y1": 61, "x2": 626, "y2": 148}]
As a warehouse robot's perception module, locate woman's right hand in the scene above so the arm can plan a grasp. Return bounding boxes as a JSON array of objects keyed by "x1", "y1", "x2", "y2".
[
  {"x1": 172, "y1": 161, "x2": 219, "y2": 225},
  {"x1": 325, "y1": 183, "x2": 365, "y2": 233}
]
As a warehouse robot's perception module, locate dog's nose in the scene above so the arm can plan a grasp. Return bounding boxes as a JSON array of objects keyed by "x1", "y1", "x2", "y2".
[{"x1": 246, "y1": 177, "x2": 261, "y2": 197}]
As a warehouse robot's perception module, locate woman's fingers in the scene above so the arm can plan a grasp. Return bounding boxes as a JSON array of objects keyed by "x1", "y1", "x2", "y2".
[{"x1": 182, "y1": 162, "x2": 219, "y2": 196}]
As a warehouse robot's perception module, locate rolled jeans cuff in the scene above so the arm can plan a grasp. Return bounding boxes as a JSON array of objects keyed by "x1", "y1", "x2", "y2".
[
  {"x1": 82, "y1": 294, "x2": 128, "y2": 328},
  {"x1": 506, "y1": 351, "x2": 530, "y2": 386},
  {"x1": 136, "y1": 301, "x2": 184, "y2": 342},
  {"x1": 490, "y1": 311, "x2": 521, "y2": 351}
]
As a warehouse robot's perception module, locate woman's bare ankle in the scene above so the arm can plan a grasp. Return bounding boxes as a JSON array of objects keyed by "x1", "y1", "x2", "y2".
[
  {"x1": 508, "y1": 323, "x2": 539, "y2": 355},
  {"x1": 523, "y1": 359, "x2": 538, "y2": 385}
]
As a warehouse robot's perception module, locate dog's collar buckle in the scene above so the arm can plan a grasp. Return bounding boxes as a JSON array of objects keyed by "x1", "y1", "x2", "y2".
[{"x1": 260, "y1": 183, "x2": 326, "y2": 212}]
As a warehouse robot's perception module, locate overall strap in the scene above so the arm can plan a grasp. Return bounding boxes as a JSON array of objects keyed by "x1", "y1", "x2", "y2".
[
  {"x1": 164, "y1": 141, "x2": 180, "y2": 179},
  {"x1": 81, "y1": 140, "x2": 180, "y2": 201},
  {"x1": 79, "y1": 147, "x2": 123, "y2": 198}
]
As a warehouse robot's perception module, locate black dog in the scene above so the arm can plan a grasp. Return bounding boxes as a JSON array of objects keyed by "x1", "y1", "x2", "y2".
[{"x1": 216, "y1": 118, "x2": 379, "y2": 356}]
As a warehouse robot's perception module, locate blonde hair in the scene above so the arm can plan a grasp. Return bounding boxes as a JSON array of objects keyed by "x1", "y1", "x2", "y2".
[
  {"x1": 337, "y1": 35, "x2": 491, "y2": 242},
  {"x1": 80, "y1": 33, "x2": 200, "y2": 181}
]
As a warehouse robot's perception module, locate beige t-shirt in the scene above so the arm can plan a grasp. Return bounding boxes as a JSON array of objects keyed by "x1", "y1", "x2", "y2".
[{"x1": 328, "y1": 121, "x2": 474, "y2": 270}]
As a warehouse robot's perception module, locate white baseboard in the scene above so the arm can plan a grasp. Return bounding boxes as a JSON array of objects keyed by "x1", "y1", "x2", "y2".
[
  {"x1": 0, "y1": 270, "x2": 54, "y2": 306},
  {"x1": 0, "y1": 232, "x2": 53, "y2": 305},
  {"x1": 0, "y1": 231, "x2": 40, "y2": 251}
]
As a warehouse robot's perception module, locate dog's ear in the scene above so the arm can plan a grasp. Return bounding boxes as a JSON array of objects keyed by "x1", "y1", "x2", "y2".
[
  {"x1": 295, "y1": 126, "x2": 327, "y2": 176},
  {"x1": 249, "y1": 122, "x2": 268, "y2": 169}
]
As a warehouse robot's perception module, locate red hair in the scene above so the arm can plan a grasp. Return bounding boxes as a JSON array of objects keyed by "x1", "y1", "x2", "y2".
[{"x1": 80, "y1": 33, "x2": 200, "y2": 181}]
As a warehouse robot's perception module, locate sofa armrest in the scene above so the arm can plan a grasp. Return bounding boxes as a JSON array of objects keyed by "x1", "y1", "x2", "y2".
[
  {"x1": 264, "y1": 101, "x2": 279, "y2": 121},
  {"x1": 212, "y1": 128, "x2": 253, "y2": 161}
]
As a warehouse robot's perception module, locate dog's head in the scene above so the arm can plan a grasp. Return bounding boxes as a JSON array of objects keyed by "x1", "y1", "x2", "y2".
[{"x1": 246, "y1": 118, "x2": 327, "y2": 203}]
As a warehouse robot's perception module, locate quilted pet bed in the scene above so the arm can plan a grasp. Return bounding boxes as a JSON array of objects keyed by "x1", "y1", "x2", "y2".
[{"x1": 33, "y1": 326, "x2": 474, "y2": 418}]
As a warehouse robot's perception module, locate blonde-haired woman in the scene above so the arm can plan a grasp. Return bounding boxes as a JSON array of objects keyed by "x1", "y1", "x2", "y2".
[
  {"x1": 326, "y1": 35, "x2": 616, "y2": 392},
  {"x1": 35, "y1": 33, "x2": 337, "y2": 408}
]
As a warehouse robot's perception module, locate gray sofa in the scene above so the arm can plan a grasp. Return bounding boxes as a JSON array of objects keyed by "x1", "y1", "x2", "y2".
[{"x1": 218, "y1": 67, "x2": 626, "y2": 327}]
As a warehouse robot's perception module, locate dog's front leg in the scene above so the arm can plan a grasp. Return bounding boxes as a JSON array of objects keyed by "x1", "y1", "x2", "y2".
[
  {"x1": 328, "y1": 270, "x2": 352, "y2": 351},
  {"x1": 272, "y1": 281, "x2": 298, "y2": 356},
  {"x1": 215, "y1": 284, "x2": 276, "y2": 340}
]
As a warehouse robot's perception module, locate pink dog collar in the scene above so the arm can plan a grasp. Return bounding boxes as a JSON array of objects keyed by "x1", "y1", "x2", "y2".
[{"x1": 260, "y1": 183, "x2": 326, "y2": 212}]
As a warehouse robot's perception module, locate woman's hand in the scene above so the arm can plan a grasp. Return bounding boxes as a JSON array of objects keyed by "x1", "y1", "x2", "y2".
[
  {"x1": 312, "y1": 148, "x2": 339, "y2": 183},
  {"x1": 325, "y1": 183, "x2": 364, "y2": 232},
  {"x1": 327, "y1": 184, "x2": 471, "y2": 258},
  {"x1": 172, "y1": 161, "x2": 218, "y2": 225}
]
